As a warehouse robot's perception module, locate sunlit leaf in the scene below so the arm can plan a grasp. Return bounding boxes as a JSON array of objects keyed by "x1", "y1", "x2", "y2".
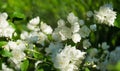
[{"x1": 21, "y1": 59, "x2": 29, "y2": 71}]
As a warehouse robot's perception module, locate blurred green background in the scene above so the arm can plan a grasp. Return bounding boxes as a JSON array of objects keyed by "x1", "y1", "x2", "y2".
[
  {"x1": 0, "y1": 0, "x2": 120, "y2": 48},
  {"x1": 1, "y1": 0, "x2": 119, "y2": 27}
]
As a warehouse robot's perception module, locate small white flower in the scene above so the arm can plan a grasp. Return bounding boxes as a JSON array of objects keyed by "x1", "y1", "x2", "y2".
[
  {"x1": 67, "y1": 12, "x2": 78, "y2": 24},
  {"x1": 90, "y1": 24, "x2": 97, "y2": 31},
  {"x1": 40, "y1": 21, "x2": 53, "y2": 34},
  {"x1": 109, "y1": 46, "x2": 120, "y2": 64},
  {"x1": 83, "y1": 39, "x2": 91, "y2": 49},
  {"x1": 101, "y1": 42, "x2": 109, "y2": 50},
  {"x1": 57, "y1": 19, "x2": 65, "y2": 27},
  {"x1": 59, "y1": 27, "x2": 72, "y2": 40},
  {"x1": 37, "y1": 32, "x2": 47, "y2": 45},
  {"x1": 10, "y1": 50, "x2": 26, "y2": 68},
  {"x1": 94, "y1": 4, "x2": 116, "y2": 26},
  {"x1": 45, "y1": 42, "x2": 63, "y2": 55},
  {"x1": 79, "y1": 19, "x2": 85, "y2": 26},
  {"x1": 0, "y1": 12, "x2": 15, "y2": 38},
  {"x1": 79, "y1": 25, "x2": 91, "y2": 38},
  {"x1": 53, "y1": 53, "x2": 70, "y2": 69},
  {"x1": 71, "y1": 22, "x2": 80, "y2": 33},
  {"x1": 29, "y1": 16, "x2": 40, "y2": 25},
  {"x1": 53, "y1": 26, "x2": 72, "y2": 41},
  {"x1": 27, "y1": 16, "x2": 40, "y2": 30},
  {"x1": 2, "y1": 63, "x2": 13, "y2": 71},
  {"x1": 87, "y1": 11, "x2": 93, "y2": 17},
  {"x1": 20, "y1": 31, "x2": 29, "y2": 40},
  {"x1": 72, "y1": 33, "x2": 81, "y2": 43}
]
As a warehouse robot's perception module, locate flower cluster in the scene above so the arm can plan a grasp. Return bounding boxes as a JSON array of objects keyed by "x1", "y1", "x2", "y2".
[
  {"x1": 0, "y1": 12, "x2": 15, "y2": 38},
  {"x1": 0, "y1": 3, "x2": 119, "y2": 71},
  {"x1": 94, "y1": 4, "x2": 116, "y2": 26}
]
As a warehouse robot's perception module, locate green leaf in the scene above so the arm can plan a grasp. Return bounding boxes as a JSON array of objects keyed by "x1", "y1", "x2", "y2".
[
  {"x1": 33, "y1": 51, "x2": 44, "y2": 60},
  {"x1": 1, "y1": 49, "x2": 12, "y2": 57},
  {"x1": 8, "y1": 21, "x2": 16, "y2": 29},
  {"x1": 85, "y1": 67, "x2": 90, "y2": 71},
  {"x1": 37, "y1": 68, "x2": 44, "y2": 71},
  {"x1": 12, "y1": 12, "x2": 25, "y2": 19},
  {"x1": 114, "y1": 14, "x2": 120, "y2": 28},
  {"x1": 0, "y1": 41, "x2": 7, "y2": 47},
  {"x1": 21, "y1": 59, "x2": 29, "y2": 71}
]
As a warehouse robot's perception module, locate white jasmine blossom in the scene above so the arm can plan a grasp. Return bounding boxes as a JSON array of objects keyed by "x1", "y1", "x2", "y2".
[
  {"x1": 3, "y1": 40, "x2": 26, "y2": 69},
  {"x1": 53, "y1": 26, "x2": 72, "y2": 41},
  {"x1": 1, "y1": 63, "x2": 13, "y2": 71},
  {"x1": 10, "y1": 50, "x2": 26, "y2": 69},
  {"x1": 29, "y1": 16, "x2": 40, "y2": 25},
  {"x1": 79, "y1": 19, "x2": 85, "y2": 26},
  {"x1": 72, "y1": 33, "x2": 81, "y2": 43},
  {"x1": 37, "y1": 32, "x2": 47, "y2": 45},
  {"x1": 83, "y1": 39, "x2": 91, "y2": 49},
  {"x1": 94, "y1": 4, "x2": 116, "y2": 26},
  {"x1": 109, "y1": 46, "x2": 120, "y2": 64},
  {"x1": 87, "y1": 11, "x2": 93, "y2": 17},
  {"x1": 71, "y1": 22, "x2": 80, "y2": 33},
  {"x1": 4, "y1": 40, "x2": 26, "y2": 51},
  {"x1": 20, "y1": 31, "x2": 29, "y2": 40},
  {"x1": 101, "y1": 42, "x2": 110, "y2": 50},
  {"x1": 45, "y1": 42, "x2": 63, "y2": 55},
  {"x1": 90, "y1": 24, "x2": 97, "y2": 31},
  {"x1": 59, "y1": 27, "x2": 72, "y2": 40},
  {"x1": 52, "y1": 45, "x2": 86, "y2": 71},
  {"x1": 27, "y1": 16, "x2": 40, "y2": 31},
  {"x1": 57, "y1": 19, "x2": 65, "y2": 27},
  {"x1": 67, "y1": 12, "x2": 78, "y2": 24},
  {"x1": 0, "y1": 12, "x2": 15, "y2": 38},
  {"x1": 40, "y1": 21, "x2": 53, "y2": 34},
  {"x1": 79, "y1": 25, "x2": 91, "y2": 38}
]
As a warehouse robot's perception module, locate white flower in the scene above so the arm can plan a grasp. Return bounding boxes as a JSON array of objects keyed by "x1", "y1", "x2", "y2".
[
  {"x1": 29, "y1": 16, "x2": 40, "y2": 25},
  {"x1": 52, "y1": 45, "x2": 86, "y2": 71},
  {"x1": 79, "y1": 25, "x2": 91, "y2": 38},
  {"x1": 87, "y1": 11, "x2": 93, "y2": 17},
  {"x1": 59, "y1": 27, "x2": 72, "y2": 40},
  {"x1": 40, "y1": 21, "x2": 53, "y2": 34},
  {"x1": 83, "y1": 39, "x2": 91, "y2": 49},
  {"x1": 0, "y1": 12, "x2": 15, "y2": 38},
  {"x1": 71, "y1": 22, "x2": 80, "y2": 33},
  {"x1": 109, "y1": 46, "x2": 120, "y2": 64},
  {"x1": 89, "y1": 48, "x2": 98, "y2": 57},
  {"x1": 101, "y1": 42, "x2": 109, "y2": 50},
  {"x1": 67, "y1": 12, "x2": 78, "y2": 24},
  {"x1": 94, "y1": 4, "x2": 116, "y2": 26},
  {"x1": 72, "y1": 33, "x2": 81, "y2": 43},
  {"x1": 79, "y1": 19, "x2": 85, "y2": 26},
  {"x1": 27, "y1": 16, "x2": 40, "y2": 30},
  {"x1": 29, "y1": 32, "x2": 39, "y2": 43},
  {"x1": 57, "y1": 19, "x2": 65, "y2": 27},
  {"x1": 62, "y1": 45, "x2": 86, "y2": 61},
  {"x1": 53, "y1": 53, "x2": 70, "y2": 69},
  {"x1": 20, "y1": 31, "x2": 29, "y2": 40},
  {"x1": 53, "y1": 26, "x2": 72, "y2": 41},
  {"x1": 37, "y1": 32, "x2": 47, "y2": 45},
  {"x1": 45, "y1": 42, "x2": 63, "y2": 55},
  {"x1": 6, "y1": 40, "x2": 26, "y2": 51},
  {"x1": 90, "y1": 24, "x2": 97, "y2": 31},
  {"x1": 2, "y1": 63, "x2": 13, "y2": 71},
  {"x1": 10, "y1": 50, "x2": 26, "y2": 68}
]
